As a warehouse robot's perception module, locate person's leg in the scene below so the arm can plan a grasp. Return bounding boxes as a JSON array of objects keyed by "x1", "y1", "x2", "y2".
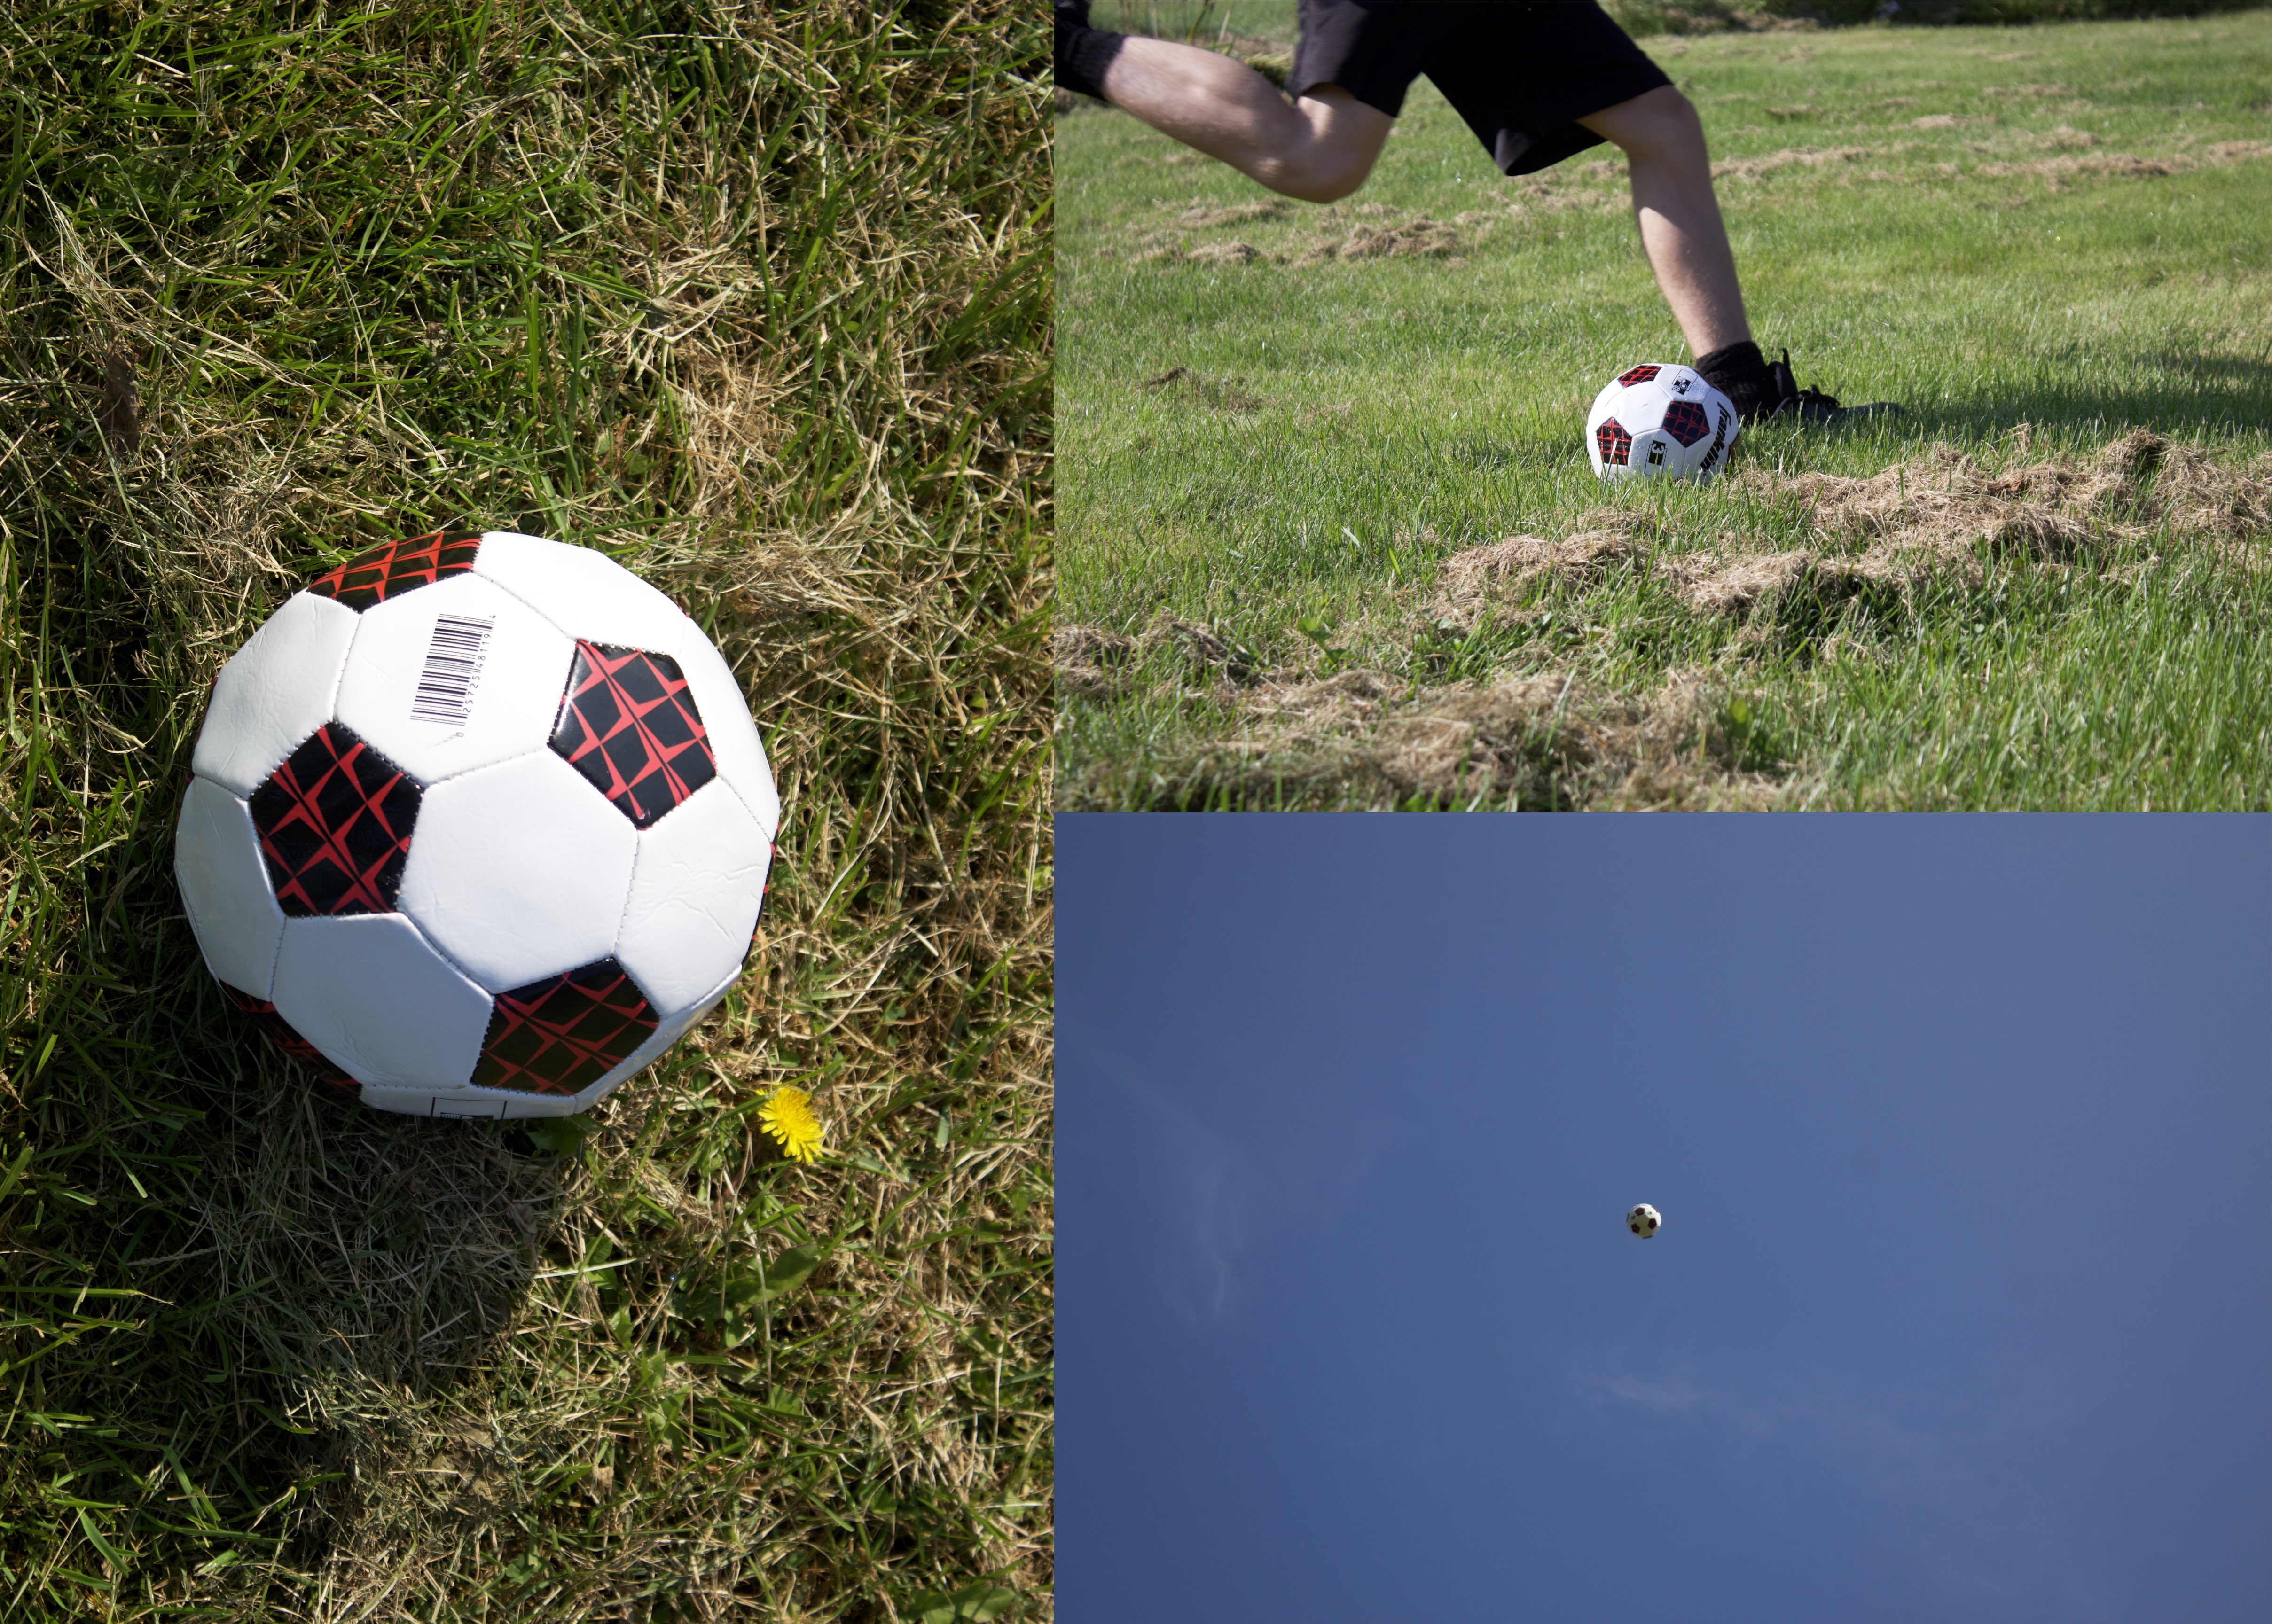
[
  {"x1": 1577, "y1": 85, "x2": 1750, "y2": 359},
  {"x1": 1097, "y1": 37, "x2": 1394, "y2": 204}
]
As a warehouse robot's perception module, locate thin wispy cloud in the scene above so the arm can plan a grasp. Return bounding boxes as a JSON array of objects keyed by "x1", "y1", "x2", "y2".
[
  {"x1": 1073, "y1": 1046, "x2": 1397, "y2": 1325},
  {"x1": 1564, "y1": 1355, "x2": 2111, "y2": 1617}
]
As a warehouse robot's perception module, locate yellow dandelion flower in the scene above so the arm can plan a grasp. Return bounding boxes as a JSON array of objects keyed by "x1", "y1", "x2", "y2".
[{"x1": 759, "y1": 1087, "x2": 825, "y2": 1163}]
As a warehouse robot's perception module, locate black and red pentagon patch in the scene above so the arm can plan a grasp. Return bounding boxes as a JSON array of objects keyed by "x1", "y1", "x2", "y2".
[
  {"x1": 470, "y1": 958, "x2": 658, "y2": 1094},
  {"x1": 1616, "y1": 364, "x2": 1662, "y2": 387},
  {"x1": 1595, "y1": 419, "x2": 1634, "y2": 467},
  {"x1": 1661, "y1": 400, "x2": 1711, "y2": 447},
  {"x1": 220, "y1": 984, "x2": 357, "y2": 1089},
  {"x1": 251, "y1": 723, "x2": 422, "y2": 916},
  {"x1": 306, "y1": 531, "x2": 482, "y2": 612},
  {"x1": 548, "y1": 642, "x2": 716, "y2": 828}
]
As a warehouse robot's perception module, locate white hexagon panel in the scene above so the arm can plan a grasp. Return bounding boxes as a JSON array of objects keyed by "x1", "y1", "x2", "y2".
[
  {"x1": 397, "y1": 750, "x2": 638, "y2": 993},
  {"x1": 177, "y1": 526, "x2": 782, "y2": 1121},
  {"x1": 472, "y1": 531, "x2": 693, "y2": 655},
  {"x1": 616, "y1": 779, "x2": 773, "y2": 1015},
  {"x1": 270, "y1": 913, "x2": 493, "y2": 1090},
  {"x1": 174, "y1": 778, "x2": 286, "y2": 998},
  {"x1": 331, "y1": 571, "x2": 575, "y2": 786},
  {"x1": 190, "y1": 592, "x2": 360, "y2": 796}
]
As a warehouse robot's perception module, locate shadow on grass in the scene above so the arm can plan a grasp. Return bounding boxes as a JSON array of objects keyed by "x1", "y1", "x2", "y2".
[
  {"x1": 1808, "y1": 359, "x2": 2272, "y2": 444},
  {"x1": 1884, "y1": 399, "x2": 2271, "y2": 444},
  {"x1": 5, "y1": 826, "x2": 580, "y2": 1597}
]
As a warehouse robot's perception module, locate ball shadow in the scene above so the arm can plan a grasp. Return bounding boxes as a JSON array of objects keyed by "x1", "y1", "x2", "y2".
[{"x1": 44, "y1": 948, "x2": 588, "y2": 1584}]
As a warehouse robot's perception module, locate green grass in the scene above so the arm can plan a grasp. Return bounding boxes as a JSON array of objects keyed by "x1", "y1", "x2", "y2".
[
  {"x1": 1058, "y1": 8, "x2": 2272, "y2": 808},
  {"x1": 0, "y1": 4, "x2": 1049, "y2": 1619}
]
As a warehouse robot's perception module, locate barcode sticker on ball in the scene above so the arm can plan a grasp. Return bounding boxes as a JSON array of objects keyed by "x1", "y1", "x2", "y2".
[{"x1": 410, "y1": 613, "x2": 495, "y2": 725}]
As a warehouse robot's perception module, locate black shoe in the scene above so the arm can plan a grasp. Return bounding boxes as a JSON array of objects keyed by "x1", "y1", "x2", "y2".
[{"x1": 1760, "y1": 348, "x2": 1904, "y2": 427}]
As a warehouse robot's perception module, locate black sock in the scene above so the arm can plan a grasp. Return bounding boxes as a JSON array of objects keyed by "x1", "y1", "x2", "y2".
[
  {"x1": 1056, "y1": 3, "x2": 1127, "y2": 102},
  {"x1": 1694, "y1": 340, "x2": 1777, "y2": 422}
]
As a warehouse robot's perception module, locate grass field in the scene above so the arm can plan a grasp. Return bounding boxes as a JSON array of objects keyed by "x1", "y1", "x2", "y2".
[
  {"x1": 0, "y1": 4, "x2": 1049, "y2": 1620},
  {"x1": 1057, "y1": 5, "x2": 2272, "y2": 808}
]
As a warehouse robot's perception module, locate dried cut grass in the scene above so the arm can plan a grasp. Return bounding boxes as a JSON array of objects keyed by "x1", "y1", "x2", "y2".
[
  {"x1": 1185, "y1": 239, "x2": 1266, "y2": 265},
  {"x1": 1195, "y1": 433, "x2": 2272, "y2": 812},
  {"x1": 1122, "y1": 200, "x2": 1287, "y2": 263},
  {"x1": 1139, "y1": 365, "x2": 1264, "y2": 412},
  {"x1": 1051, "y1": 615, "x2": 1258, "y2": 698},
  {"x1": 1429, "y1": 433, "x2": 2272, "y2": 643},
  {"x1": 1129, "y1": 220, "x2": 1465, "y2": 267},
  {"x1": 1763, "y1": 429, "x2": 2272, "y2": 559},
  {"x1": 1978, "y1": 151, "x2": 2184, "y2": 180},
  {"x1": 1431, "y1": 518, "x2": 1660, "y2": 629},
  {"x1": 1170, "y1": 201, "x2": 1289, "y2": 229},
  {"x1": 1498, "y1": 181, "x2": 1625, "y2": 218},
  {"x1": 1203, "y1": 665, "x2": 1784, "y2": 809},
  {"x1": 1711, "y1": 144, "x2": 1883, "y2": 180},
  {"x1": 1287, "y1": 215, "x2": 1465, "y2": 265},
  {"x1": 1693, "y1": 133, "x2": 2267, "y2": 192},
  {"x1": 1967, "y1": 139, "x2": 2272, "y2": 185},
  {"x1": 1430, "y1": 528, "x2": 1912, "y2": 646},
  {"x1": 1059, "y1": 626, "x2": 1780, "y2": 810},
  {"x1": 1053, "y1": 625, "x2": 1139, "y2": 699},
  {"x1": 1657, "y1": 548, "x2": 1830, "y2": 617}
]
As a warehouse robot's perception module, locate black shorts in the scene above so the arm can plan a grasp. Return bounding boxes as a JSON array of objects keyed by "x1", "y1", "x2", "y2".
[{"x1": 1289, "y1": 1, "x2": 1674, "y2": 176}]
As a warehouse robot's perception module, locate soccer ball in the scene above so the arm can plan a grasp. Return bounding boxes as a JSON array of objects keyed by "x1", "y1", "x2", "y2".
[
  {"x1": 173, "y1": 530, "x2": 779, "y2": 1120},
  {"x1": 1627, "y1": 1203, "x2": 1661, "y2": 1238},
  {"x1": 1587, "y1": 364, "x2": 1738, "y2": 484}
]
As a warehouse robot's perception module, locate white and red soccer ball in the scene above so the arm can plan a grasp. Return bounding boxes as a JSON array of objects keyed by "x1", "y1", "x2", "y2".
[
  {"x1": 174, "y1": 530, "x2": 778, "y2": 1120},
  {"x1": 1586, "y1": 363, "x2": 1738, "y2": 484}
]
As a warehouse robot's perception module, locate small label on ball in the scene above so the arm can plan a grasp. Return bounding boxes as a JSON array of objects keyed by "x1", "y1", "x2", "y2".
[{"x1": 410, "y1": 613, "x2": 496, "y2": 726}]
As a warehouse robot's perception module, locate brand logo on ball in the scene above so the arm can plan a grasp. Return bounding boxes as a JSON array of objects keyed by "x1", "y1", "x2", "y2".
[{"x1": 1698, "y1": 403, "x2": 1731, "y2": 473}]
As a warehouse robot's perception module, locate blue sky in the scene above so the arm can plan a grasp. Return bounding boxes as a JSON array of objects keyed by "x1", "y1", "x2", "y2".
[{"x1": 1057, "y1": 816, "x2": 2270, "y2": 1624}]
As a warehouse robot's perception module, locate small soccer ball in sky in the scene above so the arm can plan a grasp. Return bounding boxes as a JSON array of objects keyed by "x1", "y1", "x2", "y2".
[
  {"x1": 174, "y1": 530, "x2": 779, "y2": 1120},
  {"x1": 1587, "y1": 363, "x2": 1738, "y2": 484},
  {"x1": 1627, "y1": 1203, "x2": 1661, "y2": 1238}
]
